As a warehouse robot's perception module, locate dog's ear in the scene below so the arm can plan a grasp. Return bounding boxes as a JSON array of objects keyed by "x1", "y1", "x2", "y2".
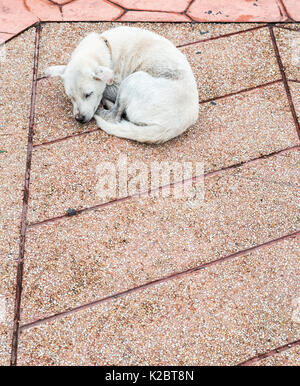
[
  {"x1": 92, "y1": 66, "x2": 114, "y2": 85},
  {"x1": 44, "y1": 65, "x2": 66, "y2": 79}
]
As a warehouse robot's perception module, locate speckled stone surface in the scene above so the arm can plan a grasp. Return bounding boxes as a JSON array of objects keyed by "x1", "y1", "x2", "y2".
[
  {"x1": 253, "y1": 345, "x2": 300, "y2": 366},
  {"x1": 18, "y1": 236, "x2": 300, "y2": 366},
  {"x1": 37, "y1": 22, "x2": 262, "y2": 78},
  {"x1": 274, "y1": 27, "x2": 300, "y2": 80},
  {"x1": 28, "y1": 81, "x2": 299, "y2": 223},
  {"x1": 182, "y1": 27, "x2": 280, "y2": 101},
  {"x1": 33, "y1": 78, "x2": 98, "y2": 144},
  {"x1": 21, "y1": 150, "x2": 300, "y2": 323},
  {"x1": 0, "y1": 29, "x2": 35, "y2": 133},
  {"x1": 0, "y1": 30, "x2": 35, "y2": 365}
]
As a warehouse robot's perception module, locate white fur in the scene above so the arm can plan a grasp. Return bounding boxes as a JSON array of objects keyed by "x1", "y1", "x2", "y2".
[{"x1": 45, "y1": 27, "x2": 199, "y2": 144}]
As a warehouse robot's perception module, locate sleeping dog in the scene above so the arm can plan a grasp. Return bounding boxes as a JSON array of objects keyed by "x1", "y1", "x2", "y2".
[{"x1": 45, "y1": 26, "x2": 199, "y2": 144}]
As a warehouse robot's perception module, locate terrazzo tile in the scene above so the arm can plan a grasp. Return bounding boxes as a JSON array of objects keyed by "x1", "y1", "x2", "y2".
[
  {"x1": 21, "y1": 151, "x2": 300, "y2": 323},
  {"x1": 181, "y1": 27, "x2": 280, "y2": 101},
  {"x1": 0, "y1": 30, "x2": 35, "y2": 365},
  {"x1": 33, "y1": 77, "x2": 98, "y2": 144},
  {"x1": 187, "y1": 0, "x2": 285, "y2": 22},
  {"x1": 282, "y1": 0, "x2": 300, "y2": 21},
  {"x1": 29, "y1": 81, "x2": 299, "y2": 222},
  {"x1": 18, "y1": 236, "x2": 300, "y2": 365},
  {"x1": 37, "y1": 22, "x2": 262, "y2": 79},
  {"x1": 0, "y1": 28, "x2": 36, "y2": 133},
  {"x1": 252, "y1": 345, "x2": 300, "y2": 366},
  {"x1": 274, "y1": 27, "x2": 300, "y2": 80}
]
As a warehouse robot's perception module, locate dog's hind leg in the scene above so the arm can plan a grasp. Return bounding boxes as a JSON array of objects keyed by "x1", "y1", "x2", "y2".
[
  {"x1": 97, "y1": 93, "x2": 126, "y2": 122},
  {"x1": 102, "y1": 99, "x2": 114, "y2": 110}
]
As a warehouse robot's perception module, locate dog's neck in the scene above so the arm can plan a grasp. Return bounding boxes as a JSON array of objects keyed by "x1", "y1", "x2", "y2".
[{"x1": 98, "y1": 36, "x2": 113, "y2": 69}]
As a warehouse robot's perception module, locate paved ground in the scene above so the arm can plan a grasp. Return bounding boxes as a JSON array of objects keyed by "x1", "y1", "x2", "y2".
[{"x1": 0, "y1": 2, "x2": 300, "y2": 368}]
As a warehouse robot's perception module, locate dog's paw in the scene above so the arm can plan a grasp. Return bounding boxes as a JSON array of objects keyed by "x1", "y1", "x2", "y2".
[{"x1": 44, "y1": 65, "x2": 66, "y2": 78}]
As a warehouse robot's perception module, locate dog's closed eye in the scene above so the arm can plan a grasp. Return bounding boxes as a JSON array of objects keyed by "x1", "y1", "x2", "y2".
[{"x1": 85, "y1": 92, "x2": 93, "y2": 99}]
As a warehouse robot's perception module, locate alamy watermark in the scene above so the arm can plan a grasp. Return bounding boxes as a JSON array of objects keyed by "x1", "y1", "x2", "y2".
[{"x1": 96, "y1": 154, "x2": 204, "y2": 207}]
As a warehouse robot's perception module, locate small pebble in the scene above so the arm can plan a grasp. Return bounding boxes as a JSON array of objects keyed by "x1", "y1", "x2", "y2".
[{"x1": 67, "y1": 208, "x2": 77, "y2": 216}]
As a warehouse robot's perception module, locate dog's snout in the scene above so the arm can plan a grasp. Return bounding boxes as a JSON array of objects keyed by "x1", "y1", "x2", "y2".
[{"x1": 75, "y1": 114, "x2": 86, "y2": 123}]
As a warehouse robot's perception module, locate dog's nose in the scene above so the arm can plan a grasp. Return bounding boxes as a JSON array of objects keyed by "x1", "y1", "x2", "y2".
[{"x1": 75, "y1": 114, "x2": 86, "y2": 123}]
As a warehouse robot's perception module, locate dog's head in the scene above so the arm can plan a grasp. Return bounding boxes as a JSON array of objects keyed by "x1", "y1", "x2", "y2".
[{"x1": 44, "y1": 61, "x2": 113, "y2": 124}]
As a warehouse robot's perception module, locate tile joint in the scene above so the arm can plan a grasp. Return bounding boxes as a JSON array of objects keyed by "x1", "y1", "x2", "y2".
[{"x1": 10, "y1": 23, "x2": 41, "y2": 367}]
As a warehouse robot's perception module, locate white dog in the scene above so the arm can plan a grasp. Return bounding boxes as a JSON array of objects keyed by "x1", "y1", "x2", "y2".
[{"x1": 45, "y1": 26, "x2": 199, "y2": 144}]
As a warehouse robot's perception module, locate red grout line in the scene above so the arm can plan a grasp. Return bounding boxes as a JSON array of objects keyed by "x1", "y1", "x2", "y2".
[
  {"x1": 176, "y1": 24, "x2": 267, "y2": 48},
  {"x1": 269, "y1": 26, "x2": 300, "y2": 141},
  {"x1": 199, "y1": 79, "x2": 283, "y2": 104},
  {"x1": 275, "y1": 25, "x2": 300, "y2": 33},
  {"x1": 33, "y1": 79, "x2": 284, "y2": 148},
  {"x1": 33, "y1": 128, "x2": 101, "y2": 148},
  {"x1": 20, "y1": 229, "x2": 300, "y2": 331},
  {"x1": 202, "y1": 145, "x2": 299, "y2": 178},
  {"x1": 27, "y1": 145, "x2": 299, "y2": 228},
  {"x1": 238, "y1": 339, "x2": 300, "y2": 366},
  {"x1": 10, "y1": 24, "x2": 41, "y2": 366}
]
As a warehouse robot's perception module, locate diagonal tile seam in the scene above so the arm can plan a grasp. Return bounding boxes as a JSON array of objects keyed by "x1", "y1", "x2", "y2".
[
  {"x1": 19, "y1": 229, "x2": 300, "y2": 331},
  {"x1": 275, "y1": 25, "x2": 300, "y2": 33},
  {"x1": 238, "y1": 339, "x2": 300, "y2": 366},
  {"x1": 269, "y1": 25, "x2": 300, "y2": 141},
  {"x1": 176, "y1": 24, "x2": 267, "y2": 48},
  {"x1": 10, "y1": 24, "x2": 42, "y2": 367},
  {"x1": 198, "y1": 79, "x2": 283, "y2": 104},
  {"x1": 27, "y1": 145, "x2": 300, "y2": 228},
  {"x1": 0, "y1": 22, "x2": 40, "y2": 46},
  {"x1": 33, "y1": 79, "x2": 284, "y2": 149}
]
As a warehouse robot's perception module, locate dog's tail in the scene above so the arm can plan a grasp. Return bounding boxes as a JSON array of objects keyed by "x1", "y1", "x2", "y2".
[{"x1": 94, "y1": 114, "x2": 170, "y2": 144}]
